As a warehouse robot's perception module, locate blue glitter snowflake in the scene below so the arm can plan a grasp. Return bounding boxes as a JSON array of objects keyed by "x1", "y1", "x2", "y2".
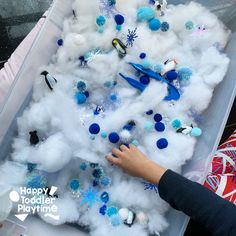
[
  {"x1": 143, "y1": 181, "x2": 158, "y2": 194},
  {"x1": 99, "y1": 0, "x2": 118, "y2": 18},
  {"x1": 80, "y1": 185, "x2": 101, "y2": 208},
  {"x1": 126, "y1": 28, "x2": 138, "y2": 47}
]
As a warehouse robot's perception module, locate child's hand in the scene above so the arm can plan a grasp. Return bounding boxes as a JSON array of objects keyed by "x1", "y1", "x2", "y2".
[{"x1": 106, "y1": 144, "x2": 167, "y2": 184}]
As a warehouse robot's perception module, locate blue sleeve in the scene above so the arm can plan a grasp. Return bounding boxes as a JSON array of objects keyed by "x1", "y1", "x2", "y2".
[{"x1": 158, "y1": 170, "x2": 236, "y2": 236}]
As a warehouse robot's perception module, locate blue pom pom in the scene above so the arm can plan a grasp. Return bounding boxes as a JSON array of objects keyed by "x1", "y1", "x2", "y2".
[
  {"x1": 146, "y1": 110, "x2": 153, "y2": 115},
  {"x1": 116, "y1": 24, "x2": 122, "y2": 31},
  {"x1": 109, "y1": 132, "x2": 120, "y2": 143},
  {"x1": 57, "y1": 39, "x2": 63, "y2": 46},
  {"x1": 100, "y1": 192, "x2": 109, "y2": 203},
  {"x1": 144, "y1": 121, "x2": 154, "y2": 131},
  {"x1": 101, "y1": 131, "x2": 107, "y2": 138},
  {"x1": 154, "y1": 113, "x2": 162, "y2": 122},
  {"x1": 137, "y1": 7, "x2": 155, "y2": 22},
  {"x1": 154, "y1": 64, "x2": 163, "y2": 73},
  {"x1": 80, "y1": 162, "x2": 87, "y2": 171},
  {"x1": 92, "y1": 168, "x2": 103, "y2": 178},
  {"x1": 140, "y1": 75, "x2": 150, "y2": 85},
  {"x1": 75, "y1": 92, "x2": 87, "y2": 104},
  {"x1": 98, "y1": 26, "x2": 105, "y2": 33},
  {"x1": 69, "y1": 179, "x2": 80, "y2": 191},
  {"x1": 110, "y1": 214, "x2": 121, "y2": 226},
  {"x1": 156, "y1": 138, "x2": 168, "y2": 149},
  {"x1": 171, "y1": 119, "x2": 182, "y2": 129},
  {"x1": 114, "y1": 14, "x2": 125, "y2": 25},
  {"x1": 161, "y1": 22, "x2": 170, "y2": 32},
  {"x1": 149, "y1": 18, "x2": 161, "y2": 31},
  {"x1": 155, "y1": 122, "x2": 165, "y2": 132},
  {"x1": 89, "y1": 123, "x2": 100, "y2": 134},
  {"x1": 96, "y1": 15, "x2": 106, "y2": 26},
  {"x1": 27, "y1": 172, "x2": 47, "y2": 189},
  {"x1": 99, "y1": 176, "x2": 111, "y2": 186},
  {"x1": 191, "y1": 127, "x2": 202, "y2": 137},
  {"x1": 106, "y1": 206, "x2": 118, "y2": 217},
  {"x1": 139, "y1": 52, "x2": 146, "y2": 59},
  {"x1": 178, "y1": 68, "x2": 193, "y2": 82},
  {"x1": 166, "y1": 71, "x2": 178, "y2": 82},
  {"x1": 99, "y1": 205, "x2": 107, "y2": 215},
  {"x1": 110, "y1": 93, "x2": 118, "y2": 101},
  {"x1": 185, "y1": 21, "x2": 194, "y2": 30},
  {"x1": 77, "y1": 81, "x2": 86, "y2": 91},
  {"x1": 142, "y1": 59, "x2": 151, "y2": 69}
]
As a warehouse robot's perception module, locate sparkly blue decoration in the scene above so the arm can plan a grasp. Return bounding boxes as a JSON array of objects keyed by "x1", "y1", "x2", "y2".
[
  {"x1": 27, "y1": 172, "x2": 47, "y2": 189},
  {"x1": 154, "y1": 113, "x2": 162, "y2": 122},
  {"x1": 109, "y1": 132, "x2": 120, "y2": 143},
  {"x1": 126, "y1": 28, "x2": 138, "y2": 47},
  {"x1": 132, "y1": 139, "x2": 139, "y2": 146},
  {"x1": 80, "y1": 185, "x2": 101, "y2": 208},
  {"x1": 139, "y1": 52, "x2": 146, "y2": 59},
  {"x1": 100, "y1": 191, "x2": 109, "y2": 203},
  {"x1": 185, "y1": 21, "x2": 194, "y2": 30},
  {"x1": 69, "y1": 179, "x2": 80, "y2": 191},
  {"x1": 77, "y1": 81, "x2": 86, "y2": 91},
  {"x1": 99, "y1": 175, "x2": 111, "y2": 186},
  {"x1": 106, "y1": 206, "x2": 118, "y2": 217},
  {"x1": 101, "y1": 131, "x2": 107, "y2": 138},
  {"x1": 161, "y1": 22, "x2": 170, "y2": 32},
  {"x1": 96, "y1": 15, "x2": 106, "y2": 26},
  {"x1": 89, "y1": 123, "x2": 101, "y2": 135},
  {"x1": 57, "y1": 39, "x2": 63, "y2": 46},
  {"x1": 146, "y1": 109, "x2": 153, "y2": 115},
  {"x1": 143, "y1": 181, "x2": 158, "y2": 194},
  {"x1": 166, "y1": 71, "x2": 178, "y2": 82},
  {"x1": 27, "y1": 163, "x2": 37, "y2": 173},
  {"x1": 144, "y1": 121, "x2": 153, "y2": 131},
  {"x1": 156, "y1": 138, "x2": 168, "y2": 149},
  {"x1": 75, "y1": 92, "x2": 87, "y2": 104},
  {"x1": 99, "y1": 0, "x2": 117, "y2": 18},
  {"x1": 149, "y1": 18, "x2": 161, "y2": 31},
  {"x1": 140, "y1": 75, "x2": 150, "y2": 85},
  {"x1": 191, "y1": 127, "x2": 202, "y2": 137},
  {"x1": 99, "y1": 205, "x2": 107, "y2": 215},
  {"x1": 171, "y1": 119, "x2": 182, "y2": 129},
  {"x1": 155, "y1": 122, "x2": 165, "y2": 132},
  {"x1": 110, "y1": 214, "x2": 121, "y2": 226},
  {"x1": 92, "y1": 168, "x2": 104, "y2": 179},
  {"x1": 110, "y1": 93, "x2": 118, "y2": 101},
  {"x1": 80, "y1": 162, "x2": 87, "y2": 171},
  {"x1": 178, "y1": 68, "x2": 193, "y2": 82},
  {"x1": 154, "y1": 64, "x2": 163, "y2": 73},
  {"x1": 137, "y1": 7, "x2": 155, "y2": 22},
  {"x1": 142, "y1": 59, "x2": 151, "y2": 69}
]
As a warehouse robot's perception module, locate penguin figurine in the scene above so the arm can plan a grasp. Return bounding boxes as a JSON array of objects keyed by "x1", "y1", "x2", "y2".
[
  {"x1": 29, "y1": 130, "x2": 39, "y2": 145},
  {"x1": 161, "y1": 59, "x2": 177, "y2": 75},
  {"x1": 112, "y1": 38, "x2": 127, "y2": 58},
  {"x1": 177, "y1": 125, "x2": 193, "y2": 135},
  {"x1": 40, "y1": 71, "x2": 57, "y2": 91},
  {"x1": 124, "y1": 210, "x2": 136, "y2": 227},
  {"x1": 154, "y1": 0, "x2": 167, "y2": 16}
]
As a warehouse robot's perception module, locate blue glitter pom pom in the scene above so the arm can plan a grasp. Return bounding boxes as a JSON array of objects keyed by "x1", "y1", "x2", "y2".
[
  {"x1": 75, "y1": 92, "x2": 87, "y2": 104},
  {"x1": 92, "y1": 168, "x2": 104, "y2": 179},
  {"x1": 96, "y1": 15, "x2": 106, "y2": 26},
  {"x1": 155, "y1": 122, "x2": 165, "y2": 132},
  {"x1": 110, "y1": 214, "x2": 121, "y2": 226},
  {"x1": 100, "y1": 191, "x2": 109, "y2": 203},
  {"x1": 149, "y1": 18, "x2": 161, "y2": 31},
  {"x1": 142, "y1": 59, "x2": 151, "y2": 69},
  {"x1": 80, "y1": 162, "x2": 87, "y2": 171},
  {"x1": 161, "y1": 22, "x2": 170, "y2": 32},
  {"x1": 99, "y1": 205, "x2": 107, "y2": 215},
  {"x1": 69, "y1": 179, "x2": 80, "y2": 191},
  {"x1": 27, "y1": 172, "x2": 47, "y2": 189},
  {"x1": 106, "y1": 206, "x2": 118, "y2": 217},
  {"x1": 99, "y1": 175, "x2": 111, "y2": 186},
  {"x1": 57, "y1": 39, "x2": 63, "y2": 46},
  {"x1": 139, "y1": 52, "x2": 146, "y2": 59},
  {"x1": 171, "y1": 119, "x2": 182, "y2": 129},
  {"x1": 77, "y1": 81, "x2": 86, "y2": 91},
  {"x1": 137, "y1": 7, "x2": 155, "y2": 22},
  {"x1": 109, "y1": 132, "x2": 120, "y2": 143},
  {"x1": 185, "y1": 21, "x2": 194, "y2": 30},
  {"x1": 154, "y1": 113, "x2": 162, "y2": 122},
  {"x1": 89, "y1": 123, "x2": 100, "y2": 135},
  {"x1": 156, "y1": 138, "x2": 168, "y2": 149},
  {"x1": 178, "y1": 68, "x2": 193, "y2": 82},
  {"x1": 140, "y1": 75, "x2": 150, "y2": 85}
]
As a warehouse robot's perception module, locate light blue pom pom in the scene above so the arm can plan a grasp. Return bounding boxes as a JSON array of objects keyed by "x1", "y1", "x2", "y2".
[
  {"x1": 98, "y1": 26, "x2": 105, "y2": 33},
  {"x1": 116, "y1": 24, "x2": 122, "y2": 31},
  {"x1": 132, "y1": 139, "x2": 139, "y2": 146},
  {"x1": 178, "y1": 67, "x2": 193, "y2": 82},
  {"x1": 96, "y1": 15, "x2": 106, "y2": 26},
  {"x1": 142, "y1": 59, "x2": 151, "y2": 69},
  {"x1": 101, "y1": 131, "x2": 107, "y2": 138},
  {"x1": 144, "y1": 121, "x2": 154, "y2": 131},
  {"x1": 154, "y1": 64, "x2": 163, "y2": 73},
  {"x1": 110, "y1": 214, "x2": 121, "y2": 226},
  {"x1": 149, "y1": 18, "x2": 161, "y2": 31},
  {"x1": 106, "y1": 206, "x2": 118, "y2": 217},
  {"x1": 191, "y1": 127, "x2": 202, "y2": 137},
  {"x1": 171, "y1": 119, "x2": 182, "y2": 129},
  {"x1": 137, "y1": 7, "x2": 155, "y2": 22},
  {"x1": 185, "y1": 21, "x2": 194, "y2": 30}
]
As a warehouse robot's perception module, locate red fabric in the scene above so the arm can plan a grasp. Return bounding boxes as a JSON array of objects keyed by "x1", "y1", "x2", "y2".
[{"x1": 204, "y1": 130, "x2": 236, "y2": 205}]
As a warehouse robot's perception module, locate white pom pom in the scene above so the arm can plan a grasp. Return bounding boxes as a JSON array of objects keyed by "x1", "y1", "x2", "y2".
[
  {"x1": 136, "y1": 211, "x2": 149, "y2": 226},
  {"x1": 119, "y1": 130, "x2": 132, "y2": 142},
  {"x1": 118, "y1": 208, "x2": 129, "y2": 221}
]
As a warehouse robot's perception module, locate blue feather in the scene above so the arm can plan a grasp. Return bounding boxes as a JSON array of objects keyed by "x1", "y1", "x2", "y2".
[{"x1": 119, "y1": 73, "x2": 146, "y2": 92}]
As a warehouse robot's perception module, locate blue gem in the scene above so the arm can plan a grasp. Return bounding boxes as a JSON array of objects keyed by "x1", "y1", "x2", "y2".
[
  {"x1": 92, "y1": 168, "x2": 103, "y2": 179},
  {"x1": 99, "y1": 176, "x2": 111, "y2": 186},
  {"x1": 69, "y1": 179, "x2": 80, "y2": 191},
  {"x1": 100, "y1": 191, "x2": 109, "y2": 203},
  {"x1": 99, "y1": 204, "x2": 107, "y2": 215},
  {"x1": 146, "y1": 110, "x2": 153, "y2": 115}
]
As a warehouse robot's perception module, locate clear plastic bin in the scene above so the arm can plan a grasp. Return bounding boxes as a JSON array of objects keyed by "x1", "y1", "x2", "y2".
[{"x1": 0, "y1": 0, "x2": 235, "y2": 235}]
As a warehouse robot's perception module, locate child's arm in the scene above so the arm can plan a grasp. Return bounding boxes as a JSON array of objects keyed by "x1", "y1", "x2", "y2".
[{"x1": 107, "y1": 144, "x2": 236, "y2": 236}]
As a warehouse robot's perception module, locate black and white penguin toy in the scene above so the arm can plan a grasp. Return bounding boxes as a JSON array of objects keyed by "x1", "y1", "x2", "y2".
[{"x1": 40, "y1": 71, "x2": 57, "y2": 91}]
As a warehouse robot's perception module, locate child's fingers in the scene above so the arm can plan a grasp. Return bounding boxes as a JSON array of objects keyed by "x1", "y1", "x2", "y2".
[
  {"x1": 120, "y1": 144, "x2": 129, "y2": 152},
  {"x1": 106, "y1": 155, "x2": 120, "y2": 165},
  {"x1": 112, "y1": 148, "x2": 123, "y2": 157},
  {"x1": 128, "y1": 144, "x2": 136, "y2": 150}
]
